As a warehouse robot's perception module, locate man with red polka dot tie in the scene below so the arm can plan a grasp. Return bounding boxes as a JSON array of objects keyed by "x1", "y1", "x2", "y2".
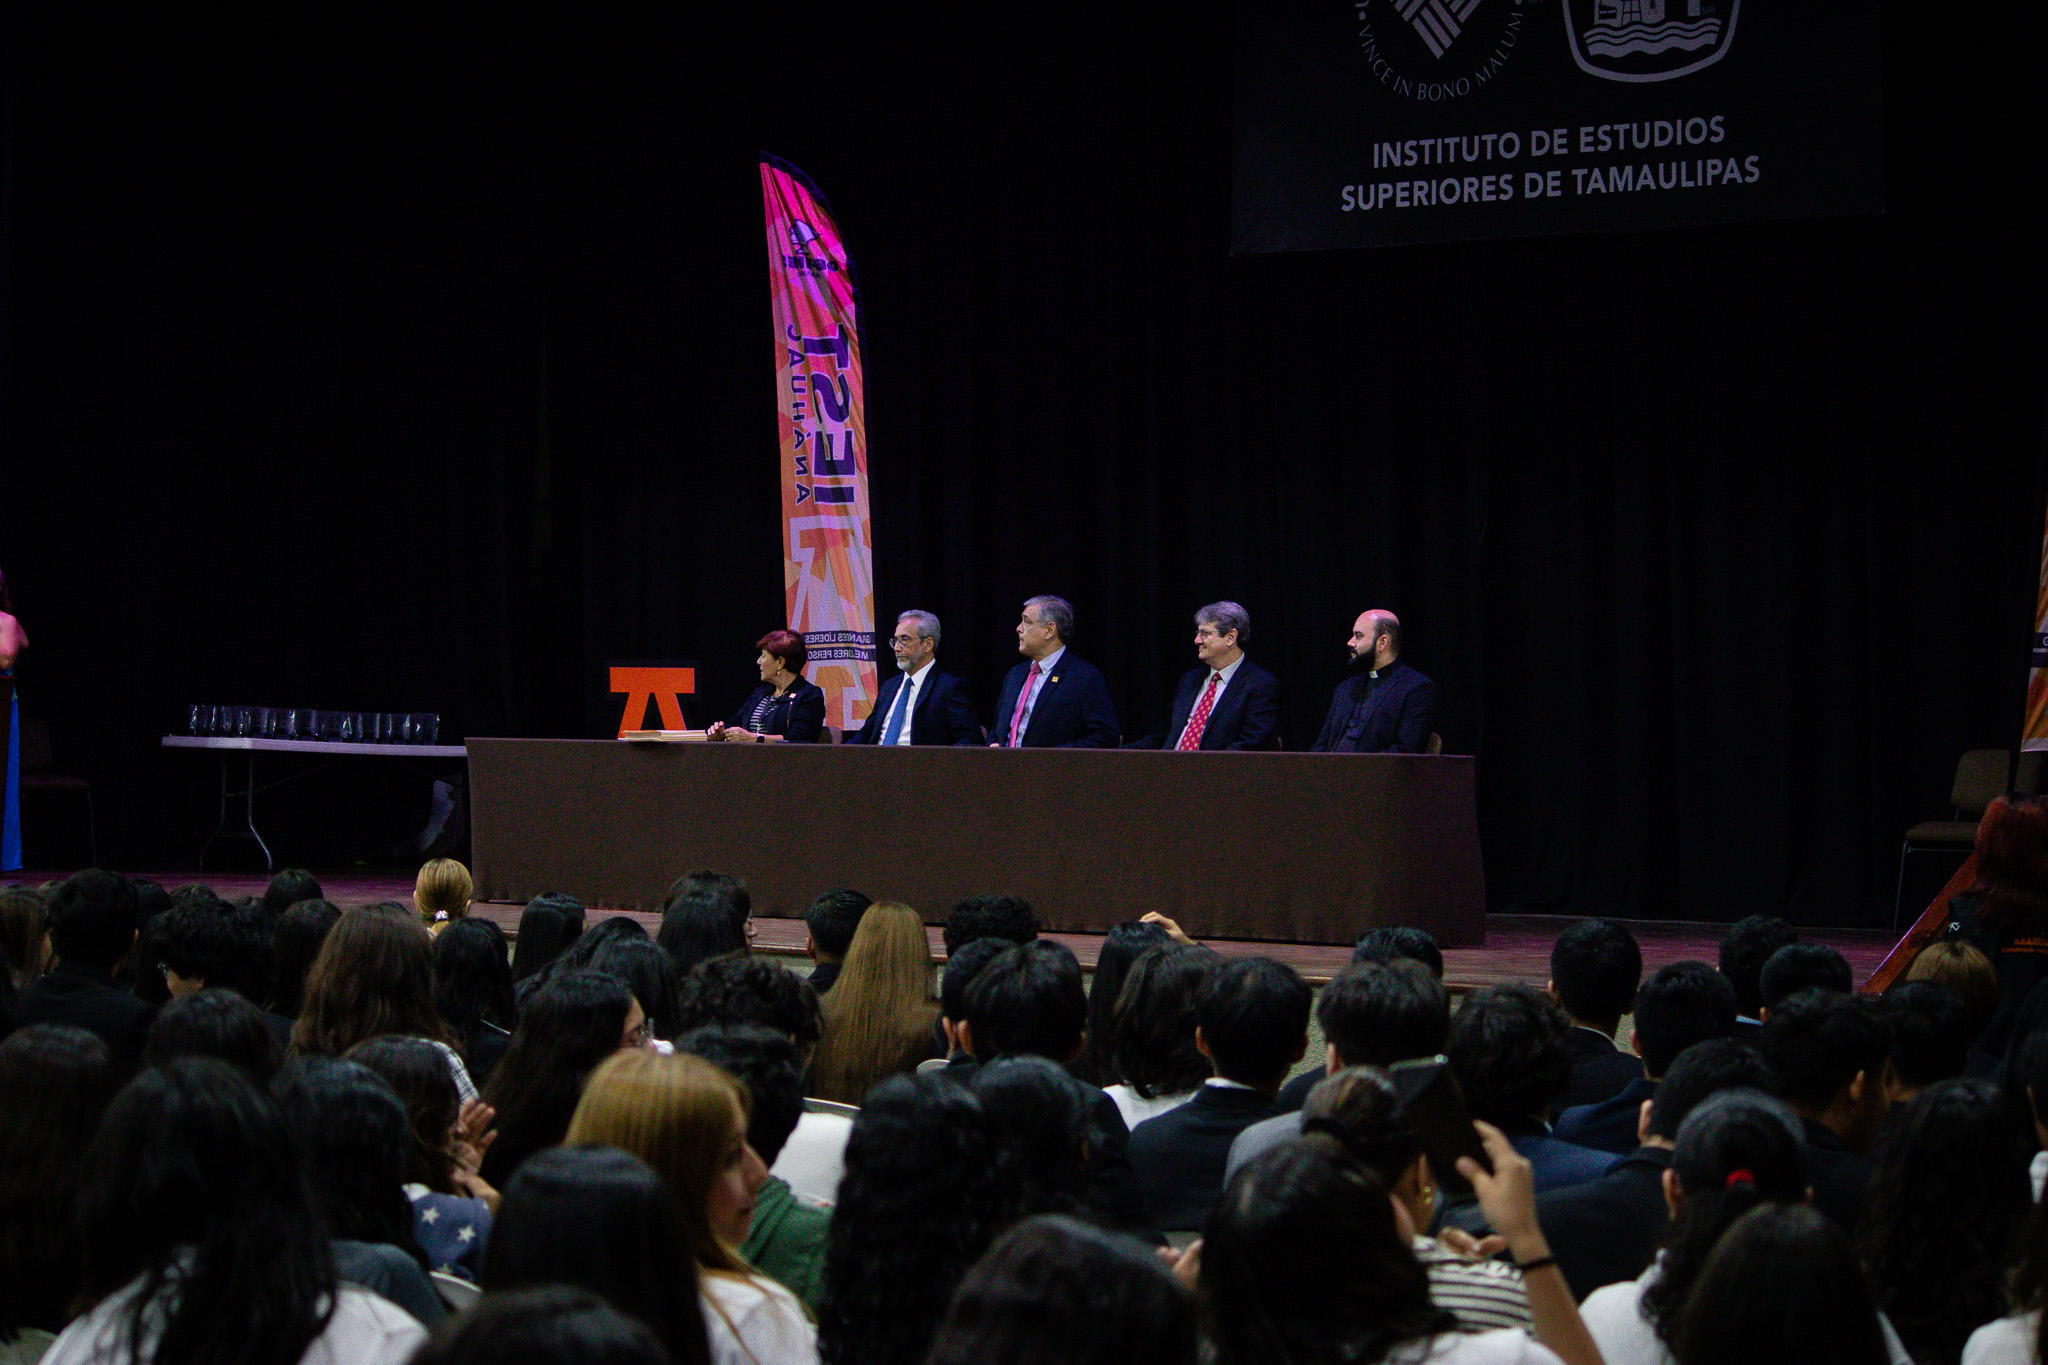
[{"x1": 1138, "y1": 601, "x2": 1281, "y2": 752}]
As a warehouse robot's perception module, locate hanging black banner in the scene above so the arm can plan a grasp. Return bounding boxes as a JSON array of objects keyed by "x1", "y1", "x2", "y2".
[{"x1": 1232, "y1": 0, "x2": 1884, "y2": 252}]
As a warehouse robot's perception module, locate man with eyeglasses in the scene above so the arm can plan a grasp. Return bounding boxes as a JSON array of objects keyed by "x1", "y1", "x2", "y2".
[
  {"x1": 1129, "y1": 601, "x2": 1280, "y2": 751},
  {"x1": 845, "y1": 609, "x2": 985, "y2": 746}
]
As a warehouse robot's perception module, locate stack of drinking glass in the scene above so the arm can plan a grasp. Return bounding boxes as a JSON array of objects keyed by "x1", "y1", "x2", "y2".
[{"x1": 185, "y1": 706, "x2": 441, "y2": 745}]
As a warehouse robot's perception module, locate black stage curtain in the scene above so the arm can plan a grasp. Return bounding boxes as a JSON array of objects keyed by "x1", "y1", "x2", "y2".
[{"x1": 2, "y1": 6, "x2": 2042, "y2": 926}]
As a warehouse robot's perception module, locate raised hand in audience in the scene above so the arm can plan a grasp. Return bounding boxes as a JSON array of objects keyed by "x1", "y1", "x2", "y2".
[
  {"x1": 455, "y1": 1096, "x2": 497, "y2": 1172},
  {"x1": 1459, "y1": 1121, "x2": 1602, "y2": 1365},
  {"x1": 1139, "y1": 911, "x2": 1196, "y2": 947}
]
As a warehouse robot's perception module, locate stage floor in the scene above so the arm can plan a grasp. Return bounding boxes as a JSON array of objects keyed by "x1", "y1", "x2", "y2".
[{"x1": 12, "y1": 869, "x2": 1899, "y2": 990}]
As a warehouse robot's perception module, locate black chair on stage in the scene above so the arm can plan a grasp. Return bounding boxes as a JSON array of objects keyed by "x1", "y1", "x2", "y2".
[
  {"x1": 1894, "y1": 748, "x2": 2042, "y2": 931},
  {"x1": 19, "y1": 715, "x2": 97, "y2": 867}
]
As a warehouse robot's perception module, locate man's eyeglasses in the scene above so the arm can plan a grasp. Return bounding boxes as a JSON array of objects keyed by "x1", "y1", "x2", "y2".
[{"x1": 888, "y1": 634, "x2": 928, "y2": 647}]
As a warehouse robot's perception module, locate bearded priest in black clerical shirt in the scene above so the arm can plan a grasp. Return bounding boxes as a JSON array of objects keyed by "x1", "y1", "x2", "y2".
[{"x1": 1310, "y1": 608, "x2": 1438, "y2": 754}]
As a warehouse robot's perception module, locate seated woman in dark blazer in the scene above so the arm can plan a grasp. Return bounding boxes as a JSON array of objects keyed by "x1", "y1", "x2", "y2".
[{"x1": 707, "y1": 629, "x2": 826, "y2": 744}]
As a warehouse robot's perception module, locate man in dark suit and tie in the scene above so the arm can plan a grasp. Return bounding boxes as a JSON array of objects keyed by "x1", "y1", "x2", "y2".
[
  {"x1": 845, "y1": 609, "x2": 984, "y2": 746},
  {"x1": 1131, "y1": 601, "x2": 1281, "y2": 751},
  {"x1": 991, "y1": 595, "x2": 1120, "y2": 748},
  {"x1": 1311, "y1": 608, "x2": 1438, "y2": 754}
]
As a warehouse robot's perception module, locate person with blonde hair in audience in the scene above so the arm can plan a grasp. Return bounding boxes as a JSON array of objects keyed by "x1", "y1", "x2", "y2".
[
  {"x1": 806, "y1": 903, "x2": 940, "y2": 1105},
  {"x1": 566, "y1": 1049, "x2": 817, "y2": 1365},
  {"x1": 290, "y1": 909, "x2": 478, "y2": 1103},
  {"x1": 416, "y1": 858, "x2": 474, "y2": 935},
  {"x1": 1906, "y1": 938, "x2": 2001, "y2": 1053}
]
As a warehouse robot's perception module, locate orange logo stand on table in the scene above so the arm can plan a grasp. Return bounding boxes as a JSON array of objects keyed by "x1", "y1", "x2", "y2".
[{"x1": 610, "y1": 667, "x2": 697, "y2": 738}]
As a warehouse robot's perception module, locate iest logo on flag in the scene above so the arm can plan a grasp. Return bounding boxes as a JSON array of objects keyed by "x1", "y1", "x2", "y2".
[{"x1": 1563, "y1": 0, "x2": 1740, "y2": 83}]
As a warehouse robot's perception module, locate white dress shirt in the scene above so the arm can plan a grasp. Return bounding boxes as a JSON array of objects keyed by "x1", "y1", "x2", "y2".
[{"x1": 885, "y1": 659, "x2": 935, "y2": 746}]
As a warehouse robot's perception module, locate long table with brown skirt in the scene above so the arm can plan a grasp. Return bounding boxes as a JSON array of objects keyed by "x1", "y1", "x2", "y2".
[{"x1": 467, "y1": 737, "x2": 1486, "y2": 947}]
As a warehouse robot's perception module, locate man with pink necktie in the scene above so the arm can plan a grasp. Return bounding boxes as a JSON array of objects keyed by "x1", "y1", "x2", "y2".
[
  {"x1": 1130, "y1": 601, "x2": 1281, "y2": 751},
  {"x1": 989, "y1": 595, "x2": 1120, "y2": 748}
]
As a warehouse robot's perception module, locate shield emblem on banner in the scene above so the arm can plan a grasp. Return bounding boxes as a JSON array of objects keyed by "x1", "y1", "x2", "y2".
[{"x1": 1562, "y1": 0, "x2": 1740, "y2": 82}]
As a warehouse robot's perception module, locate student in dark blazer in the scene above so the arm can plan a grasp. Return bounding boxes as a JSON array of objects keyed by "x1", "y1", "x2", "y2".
[
  {"x1": 846, "y1": 609, "x2": 984, "y2": 746},
  {"x1": 1310, "y1": 608, "x2": 1438, "y2": 753},
  {"x1": 1126, "y1": 957, "x2": 1311, "y2": 1233},
  {"x1": 707, "y1": 629, "x2": 826, "y2": 744},
  {"x1": 1130, "y1": 601, "x2": 1280, "y2": 751},
  {"x1": 990, "y1": 596, "x2": 1119, "y2": 748},
  {"x1": 1547, "y1": 919, "x2": 1646, "y2": 1116},
  {"x1": 1554, "y1": 961, "x2": 1737, "y2": 1156},
  {"x1": 1537, "y1": 1037, "x2": 1770, "y2": 1299},
  {"x1": 12, "y1": 869, "x2": 157, "y2": 1075}
]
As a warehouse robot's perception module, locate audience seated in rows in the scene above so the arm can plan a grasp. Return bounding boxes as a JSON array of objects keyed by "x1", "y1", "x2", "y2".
[
  {"x1": 1535, "y1": 1037, "x2": 1771, "y2": 1299},
  {"x1": 801, "y1": 888, "x2": 871, "y2": 997},
  {"x1": 1718, "y1": 913, "x2": 1799, "y2": 1031},
  {"x1": 1102, "y1": 943, "x2": 1218, "y2": 1130},
  {"x1": 1446, "y1": 984, "x2": 1620, "y2": 1203},
  {"x1": 1553, "y1": 960, "x2": 1736, "y2": 1155},
  {"x1": 12, "y1": 870, "x2": 154, "y2": 1075},
  {"x1": 1548, "y1": 919, "x2": 1645, "y2": 1114},
  {"x1": 28, "y1": 856, "x2": 2048, "y2": 1365},
  {"x1": 806, "y1": 903, "x2": 939, "y2": 1105},
  {"x1": 677, "y1": 1024, "x2": 831, "y2": 1308},
  {"x1": 563, "y1": 1051, "x2": 816, "y2": 1365},
  {"x1": 1126, "y1": 955, "x2": 1309, "y2": 1233},
  {"x1": 1756, "y1": 987, "x2": 1890, "y2": 1228},
  {"x1": 1231, "y1": 957, "x2": 1450, "y2": 1171}
]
